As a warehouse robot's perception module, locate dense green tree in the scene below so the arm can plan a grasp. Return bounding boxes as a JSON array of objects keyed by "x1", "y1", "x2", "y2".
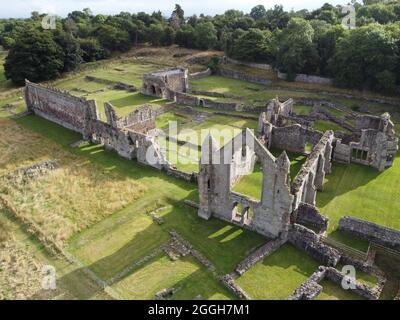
[
  {"x1": 330, "y1": 24, "x2": 398, "y2": 91},
  {"x1": 78, "y1": 38, "x2": 105, "y2": 62},
  {"x1": 53, "y1": 30, "x2": 83, "y2": 72},
  {"x1": 250, "y1": 5, "x2": 267, "y2": 21},
  {"x1": 194, "y1": 22, "x2": 218, "y2": 49},
  {"x1": 231, "y1": 28, "x2": 273, "y2": 62},
  {"x1": 273, "y1": 18, "x2": 319, "y2": 76},
  {"x1": 175, "y1": 24, "x2": 196, "y2": 48},
  {"x1": 95, "y1": 25, "x2": 131, "y2": 52},
  {"x1": 147, "y1": 23, "x2": 165, "y2": 46},
  {"x1": 4, "y1": 28, "x2": 64, "y2": 85},
  {"x1": 170, "y1": 4, "x2": 185, "y2": 29}
]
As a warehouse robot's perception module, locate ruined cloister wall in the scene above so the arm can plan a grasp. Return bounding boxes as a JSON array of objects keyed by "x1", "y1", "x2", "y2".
[
  {"x1": 291, "y1": 131, "x2": 334, "y2": 210},
  {"x1": 104, "y1": 102, "x2": 156, "y2": 133},
  {"x1": 25, "y1": 80, "x2": 99, "y2": 135},
  {"x1": 25, "y1": 81, "x2": 167, "y2": 171},
  {"x1": 339, "y1": 216, "x2": 400, "y2": 251}
]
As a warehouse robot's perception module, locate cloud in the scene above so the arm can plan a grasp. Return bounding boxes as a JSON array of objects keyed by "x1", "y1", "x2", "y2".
[{"x1": 0, "y1": 0, "x2": 348, "y2": 18}]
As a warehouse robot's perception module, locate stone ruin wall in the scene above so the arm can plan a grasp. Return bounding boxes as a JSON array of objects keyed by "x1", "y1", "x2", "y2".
[
  {"x1": 288, "y1": 224, "x2": 340, "y2": 267},
  {"x1": 142, "y1": 68, "x2": 188, "y2": 99},
  {"x1": 288, "y1": 265, "x2": 381, "y2": 300},
  {"x1": 339, "y1": 216, "x2": 400, "y2": 252},
  {"x1": 25, "y1": 80, "x2": 99, "y2": 136},
  {"x1": 333, "y1": 113, "x2": 398, "y2": 171},
  {"x1": 291, "y1": 131, "x2": 334, "y2": 210},
  {"x1": 104, "y1": 102, "x2": 156, "y2": 133},
  {"x1": 198, "y1": 130, "x2": 294, "y2": 239},
  {"x1": 24, "y1": 81, "x2": 168, "y2": 170}
]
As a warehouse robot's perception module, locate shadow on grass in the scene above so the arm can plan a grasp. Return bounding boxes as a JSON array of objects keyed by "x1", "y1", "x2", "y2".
[{"x1": 28, "y1": 197, "x2": 261, "y2": 300}]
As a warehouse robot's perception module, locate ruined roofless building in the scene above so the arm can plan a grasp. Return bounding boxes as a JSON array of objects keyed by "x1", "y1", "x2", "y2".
[
  {"x1": 198, "y1": 129, "x2": 294, "y2": 239},
  {"x1": 334, "y1": 113, "x2": 398, "y2": 171},
  {"x1": 142, "y1": 68, "x2": 189, "y2": 99}
]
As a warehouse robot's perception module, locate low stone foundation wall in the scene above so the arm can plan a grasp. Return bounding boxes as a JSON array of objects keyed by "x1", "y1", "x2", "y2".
[
  {"x1": 189, "y1": 68, "x2": 212, "y2": 80},
  {"x1": 224, "y1": 57, "x2": 273, "y2": 71},
  {"x1": 324, "y1": 267, "x2": 379, "y2": 300},
  {"x1": 166, "y1": 167, "x2": 198, "y2": 183},
  {"x1": 288, "y1": 266, "x2": 380, "y2": 300},
  {"x1": 294, "y1": 202, "x2": 328, "y2": 233},
  {"x1": 339, "y1": 216, "x2": 400, "y2": 251},
  {"x1": 235, "y1": 238, "x2": 286, "y2": 275},
  {"x1": 288, "y1": 224, "x2": 340, "y2": 267},
  {"x1": 220, "y1": 274, "x2": 251, "y2": 300},
  {"x1": 277, "y1": 71, "x2": 332, "y2": 85},
  {"x1": 288, "y1": 267, "x2": 325, "y2": 300},
  {"x1": 219, "y1": 68, "x2": 270, "y2": 85}
]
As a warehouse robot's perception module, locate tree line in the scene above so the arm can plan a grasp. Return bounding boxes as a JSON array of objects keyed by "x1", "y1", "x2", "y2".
[{"x1": 1, "y1": 1, "x2": 399, "y2": 93}]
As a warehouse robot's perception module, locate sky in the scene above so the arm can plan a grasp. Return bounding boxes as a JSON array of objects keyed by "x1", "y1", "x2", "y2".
[{"x1": 0, "y1": 0, "x2": 350, "y2": 19}]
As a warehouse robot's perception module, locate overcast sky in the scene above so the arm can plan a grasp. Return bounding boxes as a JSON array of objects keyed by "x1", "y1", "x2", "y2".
[{"x1": 0, "y1": 0, "x2": 350, "y2": 19}]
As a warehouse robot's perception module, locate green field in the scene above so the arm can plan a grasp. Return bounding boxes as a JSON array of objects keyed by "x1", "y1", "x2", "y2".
[
  {"x1": 236, "y1": 244, "x2": 320, "y2": 300},
  {"x1": 86, "y1": 90, "x2": 169, "y2": 117},
  {"x1": 111, "y1": 254, "x2": 235, "y2": 300},
  {"x1": 314, "y1": 120, "x2": 351, "y2": 134},
  {"x1": 317, "y1": 157, "x2": 400, "y2": 251},
  {"x1": 16, "y1": 115, "x2": 266, "y2": 299}
]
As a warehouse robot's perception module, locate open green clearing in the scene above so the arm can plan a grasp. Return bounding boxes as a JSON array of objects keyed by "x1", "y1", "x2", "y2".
[
  {"x1": 86, "y1": 90, "x2": 169, "y2": 117},
  {"x1": 317, "y1": 156, "x2": 400, "y2": 251},
  {"x1": 2, "y1": 48, "x2": 399, "y2": 299},
  {"x1": 314, "y1": 120, "x2": 351, "y2": 134},
  {"x1": 111, "y1": 253, "x2": 235, "y2": 300},
  {"x1": 236, "y1": 244, "x2": 320, "y2": 299}
]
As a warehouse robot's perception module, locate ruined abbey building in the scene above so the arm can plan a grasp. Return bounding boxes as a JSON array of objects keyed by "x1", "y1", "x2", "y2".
[
  {"x1": 24, "y1": 80, "x2": 168, "y2": 170},
  {"x1": 23, "y1": 70, "x2": 400, "y2": 294},
  {"x1": 142, "y1": 68, "x2": 189, "y2": 99}
]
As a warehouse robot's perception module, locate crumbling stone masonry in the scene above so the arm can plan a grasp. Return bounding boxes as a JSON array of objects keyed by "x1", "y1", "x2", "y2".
[
  {"x1": 339, "y1": 216, "x2": 400, "y2": 252},
  {"x1": 25, "y1": 80, "x2": 100, "y2": 138},
  {"x1": 104, "y1": 102, "x2": 156, "y2": 133},
  {"x1": 288, "y1": 266, "x2": 381, "y2": 300},
  {"x1": 288, "y1": 224, "x2": 340, "y2": 267},
  {"x1": 142, "y1": 68, "x2": 188, "y2": 99},
  {"x1": 24, "y1": 80, "x2": 168, "y2": 170},
  {"x1": 333, "y1": 113, "x2": 398, "y2": 171},
  {"x1": 198, "y1": 129, "x2": 294, "y2": 239},
  {"x1": 291, "y1": 131, "x2": 334, "y2": 208}
]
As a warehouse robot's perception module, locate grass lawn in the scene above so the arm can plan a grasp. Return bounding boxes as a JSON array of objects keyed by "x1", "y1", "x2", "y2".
[
  {"x1": 314, "y1": 120, "x2": 351, "y2": 134},
  {"x1": 317, "y1": 156, "x2": 400, "y2": 251},
  {"x1": 86, "y1": 90, "x2": 169, "y2": 118},
  {"x1": 236, "y1": 244, "x2": 320, "y2": 300},
  {"x1": 293, "y1": 105, "x2": 312, "y2": 116},
  {"x1": 87, "y1": 62, "x2": 158, "y2": 88},
  {"x1": 111, "y1": 253, "x2": 235, "y2": 300},
  {"x1": 55, "y1": 76, "x2": 108, "y2": 94}
]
